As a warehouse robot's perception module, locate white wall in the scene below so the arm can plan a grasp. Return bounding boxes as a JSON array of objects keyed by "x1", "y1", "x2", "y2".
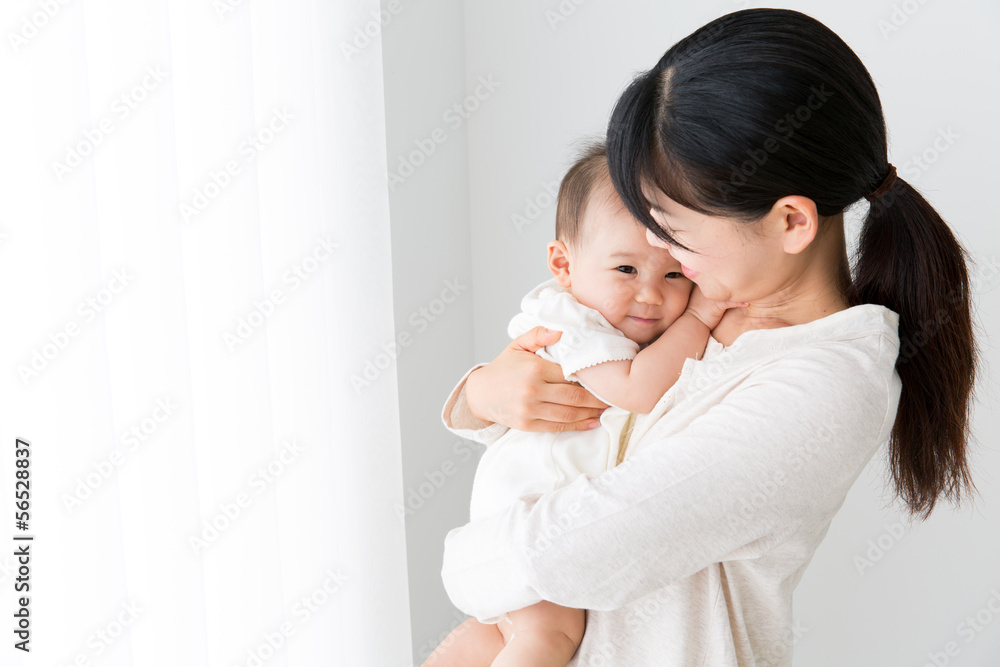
[
  {"x1": 379, "y1": 0, "x2": 478, "y2": 660},
  {"x1": 393, "y1": 1, "x2": 1000, "y2": 664}
]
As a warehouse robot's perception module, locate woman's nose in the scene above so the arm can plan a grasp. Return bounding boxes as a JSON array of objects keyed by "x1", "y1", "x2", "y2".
[
  {"x1": 646, "y1": 229, "x2": 676, "y2": 253},
  {"x1": 646, "y1": 227, "x2": 671, "y2": 250}
]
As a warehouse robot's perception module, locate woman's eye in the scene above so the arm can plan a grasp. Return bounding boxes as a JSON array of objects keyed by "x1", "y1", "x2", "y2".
[{"x1": 616, "y1": 266, "x2": 637, "y2": 274}]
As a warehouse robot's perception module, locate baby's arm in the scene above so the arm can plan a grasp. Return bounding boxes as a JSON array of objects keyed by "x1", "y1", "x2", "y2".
[{"x1": 573, "y1": 288, "x2": 746, "y2": 413}]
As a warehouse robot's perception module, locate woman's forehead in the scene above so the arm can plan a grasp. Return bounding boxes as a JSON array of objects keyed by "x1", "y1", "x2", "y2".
[
  {"x1": 639, "y1": 177, "x2": 661, "y2": 204},
  {"x1": 640, "y1": 182, "x2": 685, "y2": 220}
]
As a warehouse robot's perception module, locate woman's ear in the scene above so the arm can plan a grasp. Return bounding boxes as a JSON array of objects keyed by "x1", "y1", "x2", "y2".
[
  {"x1": 547, "y1": 240, "x2": 573, "y2": 288},
  {"x1": 771, "y1": 195, "x2": 819, "y2": 255}
]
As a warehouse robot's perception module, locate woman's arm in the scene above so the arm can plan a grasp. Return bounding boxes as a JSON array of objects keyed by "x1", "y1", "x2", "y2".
[
  {"x1": 440, "y1": 343, "x2": 898, "y2": 620},
  {"x1": 442, "y1": 327, "x2": 609, "y2": 437},
  {"x1": 440, "y1": 363, "x2": 514, "y2": 446}
]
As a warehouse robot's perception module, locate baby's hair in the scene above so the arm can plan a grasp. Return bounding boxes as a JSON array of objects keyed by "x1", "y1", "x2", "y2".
[{"x1": 555, "y1": 141, "x2": 618, "y2": 249}]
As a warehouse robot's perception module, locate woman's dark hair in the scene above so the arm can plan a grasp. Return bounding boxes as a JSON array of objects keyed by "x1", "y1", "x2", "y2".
[{"x1": 607, "y1": 8, "x2": 979, "y2": 520}]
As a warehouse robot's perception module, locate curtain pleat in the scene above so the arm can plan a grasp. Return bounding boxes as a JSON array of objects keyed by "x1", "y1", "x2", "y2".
[{"x1": 1, "y1": 1, "x2": 411, "y2": 664}]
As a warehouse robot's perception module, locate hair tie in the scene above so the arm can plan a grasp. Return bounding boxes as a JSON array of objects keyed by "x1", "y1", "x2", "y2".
[{"x1": 865, "y1": 164, "x2": 897, "y2": 202}]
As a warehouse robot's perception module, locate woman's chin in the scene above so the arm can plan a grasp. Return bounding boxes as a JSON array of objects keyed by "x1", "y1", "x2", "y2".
[{"x1": 699, "y1": 285, "x2": 737, "y2": 303}]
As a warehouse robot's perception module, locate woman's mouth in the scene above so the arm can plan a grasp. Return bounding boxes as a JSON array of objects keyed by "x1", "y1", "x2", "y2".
[{"x1": 681, "y1": 265, "x2": 699, "y2": 279}]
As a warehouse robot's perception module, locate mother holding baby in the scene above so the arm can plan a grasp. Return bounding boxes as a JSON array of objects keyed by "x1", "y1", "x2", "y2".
[{"x1": 435, "y1": 8, "x2": 978, "y2": 665}]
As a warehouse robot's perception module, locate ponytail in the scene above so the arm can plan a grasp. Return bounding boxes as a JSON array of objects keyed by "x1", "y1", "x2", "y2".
[{"x1": 849, "y1": 176, "x2": 981, "y2": 519}]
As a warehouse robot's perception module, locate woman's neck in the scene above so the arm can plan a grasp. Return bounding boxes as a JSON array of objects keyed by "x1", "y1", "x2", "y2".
[
  {"x1": 711, "y1": 294, "x2": 849, "y2": 348},
  {"x1": 711, "y1": 217, "x2": 852, "y2": 348}
]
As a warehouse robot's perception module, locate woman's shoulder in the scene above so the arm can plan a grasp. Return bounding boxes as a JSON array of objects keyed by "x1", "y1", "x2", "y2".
[
  {"x1": 691, "y1": 303, "x2": 902, "y2": 409},
  {"x1": 712, "y1": 303, "x2": 899, "y2": 362},
  {"x1": 706, "y1": 305, "x2": 900, "y2": 440},
  {"x1": 630, "y1": 304, "x2": 903, "y2": 465}
]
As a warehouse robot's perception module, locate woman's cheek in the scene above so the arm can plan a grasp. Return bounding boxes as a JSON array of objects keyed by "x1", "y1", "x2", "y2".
[{"x1": 666, "y1": 243, "x2": 696, "y2": 268}]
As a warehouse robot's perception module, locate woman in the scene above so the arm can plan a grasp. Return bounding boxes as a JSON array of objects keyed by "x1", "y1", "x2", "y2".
[{"x1": 434, "y1": 8, "x2": 978, "y2": 665}]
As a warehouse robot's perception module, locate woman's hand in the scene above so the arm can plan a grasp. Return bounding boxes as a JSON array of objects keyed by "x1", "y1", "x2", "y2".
[
  {"x1": 465, "y1": 326, "x2": 609, "y2": 432},
  {"x1": 683, "y1": 284, "x2": 748, "y2": 331}
]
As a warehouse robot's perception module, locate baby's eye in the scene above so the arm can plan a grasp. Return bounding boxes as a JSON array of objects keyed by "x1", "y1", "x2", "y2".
[
  {"x1": 616, "y1": 266, "x2": 637, "y2": 274},
  {"x1": 665, "y1": 271, "x2": 684, "y2": 279}
]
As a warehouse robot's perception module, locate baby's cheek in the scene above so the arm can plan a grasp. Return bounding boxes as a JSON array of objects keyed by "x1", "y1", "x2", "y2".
[
  {"x1": 675, "y1": 283, "x2": 694, "y2": 304},
  {"x1": 601, "y1": 284, "x2": 631, "y2": 315}
]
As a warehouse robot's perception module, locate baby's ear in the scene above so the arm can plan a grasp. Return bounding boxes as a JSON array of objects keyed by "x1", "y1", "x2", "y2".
[{"x1": 546, "y1": 240, "x2": 572, "y2": 288}]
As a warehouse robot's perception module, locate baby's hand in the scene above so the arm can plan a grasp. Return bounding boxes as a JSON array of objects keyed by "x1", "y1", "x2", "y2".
[{"x1": 683, "y1": 284, "x2": 748, "y2": 330}]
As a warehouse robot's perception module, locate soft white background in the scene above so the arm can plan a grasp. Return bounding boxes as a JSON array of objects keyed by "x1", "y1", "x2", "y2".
[
  {"x1": 389, "y1": 1, "x2": 1000, "y2": 666},
  {"x1": 1, "y1": 1, "x2": 411, "y2": 666}
]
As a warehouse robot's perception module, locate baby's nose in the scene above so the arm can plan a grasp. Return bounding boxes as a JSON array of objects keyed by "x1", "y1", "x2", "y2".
[{"x1": 635, "y1": 282, "x2": 664, "y2": 304}]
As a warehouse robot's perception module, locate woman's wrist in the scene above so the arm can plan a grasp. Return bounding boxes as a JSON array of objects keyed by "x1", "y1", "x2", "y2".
[{"x1": 464, "y1": 366, "x2": 495, "y2": 426}]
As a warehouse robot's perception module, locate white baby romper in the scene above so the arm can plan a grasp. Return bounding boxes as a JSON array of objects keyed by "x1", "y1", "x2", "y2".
[{"x1": 466, "y1": 278, "x2": 640, "y2": 624}]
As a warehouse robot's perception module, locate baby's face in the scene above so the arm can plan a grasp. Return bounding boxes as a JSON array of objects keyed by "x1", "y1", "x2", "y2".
[{"x1": 566, "y1": 190, "x2": 694, "y2": 345}]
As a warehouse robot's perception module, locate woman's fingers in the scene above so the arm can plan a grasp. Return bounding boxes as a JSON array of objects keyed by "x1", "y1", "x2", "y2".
[
  {"x1": 465, "y1": 326, "x2": 610, "y2": 431},
  {"x1": 465, "y1": 340, "x2": 558, "y2": 425},
  {"x1": 509, "y1": 326, "x2": 563, "y2": 353},
  {"x1": 512, "y1": 367, "x2": 608, "y2": 431},
  {"x1": 541, "y1": 379, "x2": 609, "y2": 410},
  {"x1": 525, "y1": 409, "x2": 605, "y2": 433}
]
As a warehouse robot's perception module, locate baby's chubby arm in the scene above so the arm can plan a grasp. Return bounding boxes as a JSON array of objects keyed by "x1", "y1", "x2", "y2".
[
  {"x1": 573, "y1": 287, "x2": 747, "y2": 413},
  {"x1": 573, "y1": 313, "x2": 710, "y2": 413}
]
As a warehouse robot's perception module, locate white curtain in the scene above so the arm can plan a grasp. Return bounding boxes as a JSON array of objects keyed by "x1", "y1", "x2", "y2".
[{"x1": 1, "y1": 1, "x2": 411, "y2": 665}]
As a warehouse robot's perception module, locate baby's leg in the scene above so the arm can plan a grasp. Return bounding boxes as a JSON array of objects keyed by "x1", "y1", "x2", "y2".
[
  {"x1": 420, "y1": 616, "x2": 506, "y2": 667},
  {"x1": 492, "y1": 601, "x2": 586, "y2": 667}
]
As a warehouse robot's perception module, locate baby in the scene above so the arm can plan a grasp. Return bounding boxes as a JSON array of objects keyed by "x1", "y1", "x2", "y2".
[{"x1": 426, "y1": 142, "x2": 744, "y2": 667}]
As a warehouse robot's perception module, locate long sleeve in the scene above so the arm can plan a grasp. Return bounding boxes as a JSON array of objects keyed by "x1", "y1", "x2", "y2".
[
  {"x1": 440, "y1": 363, "x2": 510, "y2": 446},
  {"x1": 440, "y1": 343, "x2": 899, "y2": 620}
]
